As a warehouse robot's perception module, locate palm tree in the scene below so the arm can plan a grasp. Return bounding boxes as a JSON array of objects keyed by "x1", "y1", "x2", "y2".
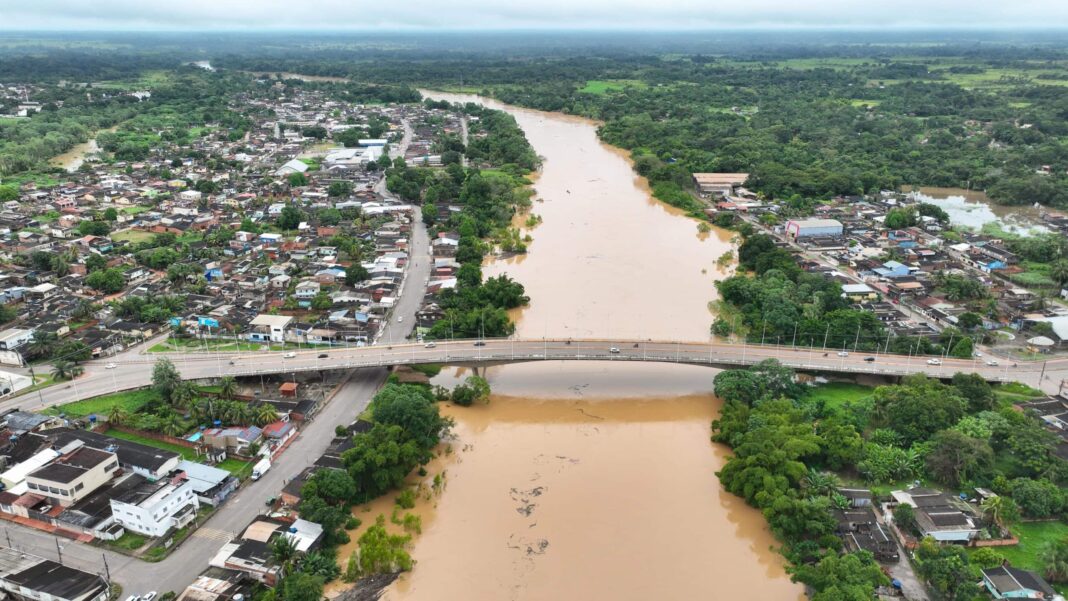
[
  {"x1": 271, "y1": 534, "x2": 299, "y2": 574},
  {"x1": 1041, "y1": 540, "x2": 1068, "y2": 583},
  {"x1": 161, "y1": 414, "x2": 185, "y2": 438},
  {"x1": 254, "y1": 404, "x2": 278, "y2": 427},
  {"x1": 1051, "y1": 259, "x2": 1068, "y2": 288},
  {"x1": 803, "y1": 469, "x2": 841, "y2": 497},
  {"x1": 981, "y1": 495, "x2": 1005, "y2": 529},
  {"x1": 171, "y1": 381, "x2": 198, "y2": 409},
  {"x1": 108, "y1": 405, "x2": 129, "y2": 426},
  {"x1": 28, "y1": 331, "x2": 57, "y2": 359},
  {"x1": 51, "y1": 360, "x2": 75, "y2": 381},
  {"x1": 219, "y1": 376, "x2": 238, "y2": 400}
]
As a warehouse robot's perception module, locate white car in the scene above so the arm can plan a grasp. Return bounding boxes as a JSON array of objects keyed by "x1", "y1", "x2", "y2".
[
  {"x1": 143, "y1": 593, "x2": 158, "y2": 601},
  {"x1": 973, "y1": 351, "x2": 983, "y2": 357},
  {"x1": 836, "y1": 351, "x2": 849, "y2": 357},
  {"x1": 283, "y1": 352, "x2": 296, "y2": 359},
  {"x1": 608, "y1": 347, "x2": 621, "y2": 354},
  {"x1": 424, "y1": 342, "x2": 436, "y2": 348},
  {"x1": 986, "y1": 360, "x2": 999, "y2": 366},
  {"x1": 926, "y1": 358, "x2": 942, "y2": 365},
  {"x1": 397, "y1": 316, "x2": 404, "y2": 323},
  {"x1": 105, "y1": 363, "x2": 117, "y2": 369}
]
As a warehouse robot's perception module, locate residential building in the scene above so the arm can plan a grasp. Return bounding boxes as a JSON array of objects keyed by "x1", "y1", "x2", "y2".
[
  {"x1": 981, "y1": 566, "x2": 1062, "y2": 600},
  {"x1": 248, "y1": 314, "x2": 293, "y2": 343},
  {"x1": 890, "y1": 487, "x2": 979, "y2": 542},
  {"x1": 25, "y1": 443, "x2": 118, "y2": 506},
  {"x1": 0, "y1": 546, "x2": 109, "y2": 601},
  {"x1": 109, "y1": 471, "x2": 199, "y2": 537},
  {"x1": 785, "y1": 218, "x2": 844, "y2": 239}
]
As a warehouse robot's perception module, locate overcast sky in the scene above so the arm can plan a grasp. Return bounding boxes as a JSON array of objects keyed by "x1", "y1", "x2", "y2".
[{"x1": 4, "y1": 0, "x2": 1068, "y2": 31}]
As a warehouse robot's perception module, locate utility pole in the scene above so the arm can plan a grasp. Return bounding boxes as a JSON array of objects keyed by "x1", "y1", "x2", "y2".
[
  {"x1": 101, "y1": 553, "x2": 111, "y2": 583},
  {"x1": 54, "y1": 537, "x2": 62, "y2": 565}
]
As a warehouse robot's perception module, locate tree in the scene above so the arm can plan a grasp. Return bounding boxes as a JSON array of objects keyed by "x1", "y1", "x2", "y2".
[
  {"x1": 103, "y1": 207, "x2": 118, "y2": 221},
  {"x1": 219, "y1": 376, "x2": 237, "y2": 400},
  {"x1": 287, "y1": 172, "x2": 308, "y2": 187},
  {"x1": 85, "y1": 268, "x2": 126, "y2": 294},
  {"x1": 873, "y1": 376, "x2": 965, "y2": 445},
  {"x1": 1009, "y1": 478, "x2": 1065, "y2": 518},
  {"x1": 956, "y1": 312, "x2": 983, "y2": 331},
  {"x1": 924, "y1": 430, "x2": 993, "y2": 487},
  {"x1": 370, "y1": 384, "x2": 450, "y2": 454},
  {"x1": 949, "y1": 337, "x2": 974, "y2": 360},
  {"x1": 271, "y1": 534, "x2": 299, "y2": 571},
  {"x1": 27, "y1": 331, "x2": 58, "y2": 359},
  {"x1": 107, "y1": 405, "x2": 129, "y2": 426},
  {"x1": 310, "y1": 291, "x2": 333, "y2": 311},
  {"x1": 327, "y1": 181, "x2": 352, "y2": 198},
  {"x1": 54, "y1": 340, "x2": 91, "y2": 363},
  {"x1": 279, "y1": 571, "x2": 323, "y2": 601},
  {"x1": 885, "y1": 207, "x2": 919, "y2": 229},
  {"x1": 353, "y1": 515, "x2": 413, "y2": 576},
  {"x1": 170, "y1": 381, "x2": 198, "y2": 409},
  {"x1": 1041, "y1": 539, "x2": 1068, "y2": 583},
  {"x1": 278, "y1": 205, "x2": 304, "y2": 230},
  {"x1": 51, "y1": 360, "x2": 83, "y2": 381},
  {"x1": 0, "y1": 184, "x2": 18, "y2": 202},
  {"x1": 790, "y1": 551, "x2": 889, "y2": 599},
  {"x1": 345, "y1": 265, "x2": 369, "y2": 287},
  {"x1": 152, "y1": 357, "x2": 182, "y2": 402},
  {"x1": 254, "y1": 403, "x2": 278, "y2": 426},
  {"x1": 893, "y1": 504, "x2": 918, "y2": 536},
  {"x1": 980, "y1": 495, "x2": 1018, "y2": 533},
  {"x1": 950, "y1": 372, "x2": 995, "y2": 412},
  {"x1": 1051, "y1": 260, "x2": 1068, "y2": 287},
  {"x1": 914, "y1": 537, "x2": 981, "y2": 601},
  {"x1": 342, "y1": 424, "x2": 425, "y2": 502}
]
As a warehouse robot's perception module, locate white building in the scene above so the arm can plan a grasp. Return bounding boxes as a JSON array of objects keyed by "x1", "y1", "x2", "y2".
[
  {"x1": 248, "y1": 314, "x2": 293, "y2": 343},
  {"x1": 109, "y1": 473, "x2": 199, "y2": 537}
]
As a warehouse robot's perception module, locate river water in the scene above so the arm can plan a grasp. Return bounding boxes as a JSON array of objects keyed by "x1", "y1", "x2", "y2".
[
  {"x1": 332, "y1": 93, "x2": 802, "y2": 600},
  {"x1": 907, "y1": 186, "x2": 1048, "y2": 236}
]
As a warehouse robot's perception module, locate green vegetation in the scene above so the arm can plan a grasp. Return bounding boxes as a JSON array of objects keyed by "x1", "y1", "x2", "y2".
[
  {"x1": 46, "y1": 388, "x2": 158, "y2": 418},
  {"x1": 105, "y1": 428, "x2": 199, "y2": 461},
  {"x1": 578, "y1": 79, "x2": 647, "y2": 95}
]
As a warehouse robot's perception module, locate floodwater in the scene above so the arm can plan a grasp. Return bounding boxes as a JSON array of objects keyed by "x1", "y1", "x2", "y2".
[
  {"x1": 51, "y1": 125, "x2": 118, "y2": 172},
  {"x1": 907, "y1": 186, "x2": 1048, "y2": 236},
  {"x1": 335, "y1": 92, "x2": 802, "y2": 601}
]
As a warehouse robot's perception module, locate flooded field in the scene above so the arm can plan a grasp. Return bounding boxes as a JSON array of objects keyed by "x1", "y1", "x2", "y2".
[
  {"x1": 908, "y1": 186, "x2": 1048, "y2": 236},
  {"x1": 50, "y1": 125, "x2": 117, "y2": 172},
  {"x1": 331, "y1": 92, "x2": 801, "y2": 601}
]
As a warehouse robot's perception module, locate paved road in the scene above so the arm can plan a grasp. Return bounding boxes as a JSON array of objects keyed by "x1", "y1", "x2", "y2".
[{"x1": 10, "y1": 339, "x2": 1064, "y2": 412}]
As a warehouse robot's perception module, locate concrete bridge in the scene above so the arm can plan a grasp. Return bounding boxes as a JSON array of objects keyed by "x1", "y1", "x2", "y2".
[{"x1": 14, "y1": 338, "x2": 1065, "y2": 410}]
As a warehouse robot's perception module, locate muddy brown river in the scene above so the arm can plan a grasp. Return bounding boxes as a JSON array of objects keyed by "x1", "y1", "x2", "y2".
[{"x1": 331, "y1": 93, "x2": 802, "y2": 600}]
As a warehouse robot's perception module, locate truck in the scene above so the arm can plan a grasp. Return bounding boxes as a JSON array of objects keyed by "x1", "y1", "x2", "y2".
[{"x1": 251, "y1": 456, "x2": 271, "y2": 481}]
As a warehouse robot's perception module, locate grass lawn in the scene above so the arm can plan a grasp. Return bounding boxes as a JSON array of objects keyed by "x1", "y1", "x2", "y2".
[
  {"x1": 121, "y1": 205, "x2": 152, "y2": 215},
  {"x1": 971, "y1": 521, "x2": 1068, "y2": 575},
  {"x1": 106, "y1": 531, "x2": 147, "y2": 552},
  {"x1": 578, "y1": 79, "x2": 647, "y2": 95},
  {"x1": 994, "y1": 382, "x2": 1046, "y2": 406},
  {"x1": 148, "y1": 338, "x2": 300, "y2": 353},
  {"x1": 218, "y1": 458, "x2": 253, "y2": 478},
  {"x1": 45, "y1": 389, "x2": 160, "y2": 418},
  {"x1": 105, "y1": 428, "x2": 199, "y2": 461},
  {"x1": 110, "y1": 229, "x2": 156, "y2": 244},
  {"x1": 802, "y1": 382, "x2": 874, "y2": 412}
]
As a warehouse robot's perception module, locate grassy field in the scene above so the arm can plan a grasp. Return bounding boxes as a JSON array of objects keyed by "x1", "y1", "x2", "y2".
[
  {"x1": 578, "y1": 79, "x2": 648, "y2": 95},
  {"x1": 45, "y1": 389, "x2": 159, "y2": 418},
  {"x1": 110, "y1": 229, "x2": 156, "y2": 244},
  {"x1": 993, "y1": 382, "x2": 1046, "y2": 406},
  {"x1": 105, "y1": 428, "x2": 200, "y2": 461},
  {"x1": 148, "y1": 338, "x2": 301, "y2": 353},
  {"x1": 802, "y1": 382, "x2": 874, "y2": 412},
  {"x1": 968, "y1": 521, "x2": 1068, "y2": 580},
  {"x1": 121, "y1": 205, "x2": 152, "y2": 215}
]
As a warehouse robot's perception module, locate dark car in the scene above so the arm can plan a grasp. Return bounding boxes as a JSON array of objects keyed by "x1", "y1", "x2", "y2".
[
  {"x1": 863, "y1": 356, "x2": 876, "y2": 362},
  {"x1": 318, "y1": 353, "x2": 328, "y2": 358},
  {"x1": 473, "y1": 341, "x2": 486, "y2": 347}
]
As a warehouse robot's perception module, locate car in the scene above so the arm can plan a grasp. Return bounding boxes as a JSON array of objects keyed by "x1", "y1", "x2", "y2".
[
  {"x1": 318, "y1": 353, "x2": 328, "y2": 359},
  {"x1": 125, "y1": 596, "x2": 140, "y2": 601},
  {"x1": 863, "y1": 356, "x2": 876, "y2": 362},
  {"x1": 986, "y1": 360, "x2": 999, "y2": 366},
  {"x1": 105, "y1": 363, "x2": 117, "y2": 369},
  {"x1": 143, "y1": 593, "x2": 158, "y2": 601},
  {"x1": 836, "y1": 351, "x2": 849, "y2": 357},
  {"x1": 473, "y1": 341, "x2": 486, "y2": 347},
  {"x1": 926, "y1": 358, "x2": 942, "y2": 365},
  {"x1": 425, "y1": 342, "x2": 437, "y2": 348},
  {"x1": 609, "y1": 347, "x2": 620, "y2": 354},
  {"x1": 283, "y1": 352, "x2": 296, "y2": 359},
  {"x1": 973, "y1": 351, "x2": 983, "y2": 358},
  {"x1": 397, "y1": 316, "x2": 404, "y2": 323}
]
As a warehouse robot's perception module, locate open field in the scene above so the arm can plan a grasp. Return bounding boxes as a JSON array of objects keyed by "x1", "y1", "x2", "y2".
[
  {"x1": 579, "y1": 79, "x2": 648, "y2": 95},
  {"x1": 45, "y1": 389, "x2": 159, "y2": 418},
  {"x1": 110, "y1": 229, "x2": 156, "y2": 244},
  {"x1": 801, "y1": 382, "x2": 873, "y2": 412}
]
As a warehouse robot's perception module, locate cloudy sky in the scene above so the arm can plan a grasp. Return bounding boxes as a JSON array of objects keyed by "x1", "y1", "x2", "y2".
[{"x1": 4, "y1": 0, "x2": 1068, "y2": 30}]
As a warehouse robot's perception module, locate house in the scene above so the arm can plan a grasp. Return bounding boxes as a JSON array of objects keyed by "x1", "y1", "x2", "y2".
[
  {"x1": 203, "y1": 426, "x2": 262, "y2": 455},
  {"x1": 0, "y1": 328, "x2": 32, "y2": 350},
  {"x1": 891, "y1": 487, "x2": 979, "y2": 542},
  {"x1": 294, "y1": 280, "x2": 321, "y2": 299},
  {"x1": 0, "y1": 547, "x2": 110, "y2": 601},
  {"x1": 25, "y1": 443, "x2": 119, "y2": 506},
  {"x1": 841, "y1": 284, "x2": 879, "y2": 302},
  {"x1": 55, "y1": 430, "x2": 181, "y2": 481},
  {"x1": 981, "y1": 566, "x2": 1063, "y2": 600},
  {"x1": 177, "y1": 460, "x2": 238, "y2": 506},
  {"x1": 785, "y1": 219, "x2": 843, "y2": 239},
  {"x1": 109, "y1": 471, "x2": 199, "y2": 537},
  {"x1": 0, "y1": 447, "x2": 59, "y2": 489},
  {"x1": 248, "y1": 314, "x2": 293, "y2": 343},
  {"x1": 833, "y1": 507, "x2": 899, "y2": 562},
  {"x1": 838, "y1": 488, "x2": 873, "y2": 508},
  {"x1": 176, "y1": 568, "x2": 251, "y2": 601}
]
